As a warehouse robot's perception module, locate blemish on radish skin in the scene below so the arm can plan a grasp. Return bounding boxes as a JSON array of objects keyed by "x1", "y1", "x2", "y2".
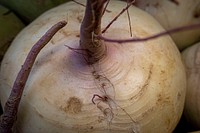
[
  {"x1": 77, "y1": 15, "x2": 83, "y2": 23},
  {"x1": 61, "y1": 97, "x2": 82, "y2": 114},
  {"x1": 98, "y1": 116, "x2": 105, "y2": 123},
  {"x1": 59, "y1": 29, "x2": 68, "y2": 37},
  {"x1": 156, "y1": 93, "x2": 171, "y2": 106},
  {"x1": 50, "y1": 40, "x2": 55, "y2": 44},
  {"x1": 165, "y1": 118, "x2": 171, "y2": 130},
  {"x1": 139, "y1": 106, "x2": 155, "y2": 120}
]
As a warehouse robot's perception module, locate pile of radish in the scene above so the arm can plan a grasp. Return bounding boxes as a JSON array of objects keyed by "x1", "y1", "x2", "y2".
[{"x1": 0, "y1": 0, "x2": 200, "y2": 132}]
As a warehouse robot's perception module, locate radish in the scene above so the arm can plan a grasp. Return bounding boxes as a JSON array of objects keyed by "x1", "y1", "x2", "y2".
[
  {"x1": 182, "y1": 42, "x2": 200, "y2": 129},
  {"x1": 134, "y1": 0, "x2": 200, "y2": 50},
  {"x1": 0, "y1": 5, "x2": 24, "y2": 60},
  {"x1": 0, "y1": 0, "x2": 70, "y2": 23},
  {"x1": 0, "y1": 0, "x2": 186, "y2": 132}
]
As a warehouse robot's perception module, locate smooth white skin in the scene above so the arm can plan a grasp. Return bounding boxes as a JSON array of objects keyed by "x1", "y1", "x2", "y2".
[
  {"x1": 0, "y1": 1, "x2": 186, "y2": 133},
  {"x1": 182, "y1": 42, "x2": 200, "y2": 129},
  {"x1": 135, "y1": 0, "x2": 200, "y2": 50}
]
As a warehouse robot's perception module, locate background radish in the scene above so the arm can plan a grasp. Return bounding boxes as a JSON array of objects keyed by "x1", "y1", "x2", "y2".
[
  {"x1": 0, "y1": 0, "x2": 186, "y2": 132},
  {"x1": 0, "y1": 5, "x2": 24, "y2": 60},
  {"x1": 133, "y1": 0, "x2": 200, "y2": 50},
  {"x1": 182, "y1": 41, "x2": 200, "y2": 130},
  {"x1": 0, "y1": 0, "x2": 70, "y2": 23}
]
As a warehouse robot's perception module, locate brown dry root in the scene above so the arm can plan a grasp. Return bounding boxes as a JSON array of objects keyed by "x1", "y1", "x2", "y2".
[
  {"x1": 97, "y1": 23, "x2": 200, "y2": 43},
  {"x1": 0, "y1": 21, "x2": 67, "y2": 133}
]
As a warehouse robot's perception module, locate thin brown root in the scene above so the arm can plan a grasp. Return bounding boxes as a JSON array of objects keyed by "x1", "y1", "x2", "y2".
[
  {"x1": 109, "y1": 98, "x2": 137, "y2": 124},
  {"x1": 98, "y1": 23, "x2": 200, "y2": 43},
  {"x1": 126, "y1": 0, "x2": 133, "y2": 37},
  {"x1": 72, "y1": 0, "x2": 86, "y2": 7},
  {"x1": 92, "y1": 94, "x2": 108, "y2": 104},
  {"x1": 65, "y1": 45, "x2": 89, "y2": 56},
  {"x1": 102, "y1": 0, "x2": 111, "y2": 16},
  {"x1": 101, "y1": 0, "x2": 135, "y2": 33},
  {"x1": 0, "y1": 21, "x2": 67, "y2": 133}
]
